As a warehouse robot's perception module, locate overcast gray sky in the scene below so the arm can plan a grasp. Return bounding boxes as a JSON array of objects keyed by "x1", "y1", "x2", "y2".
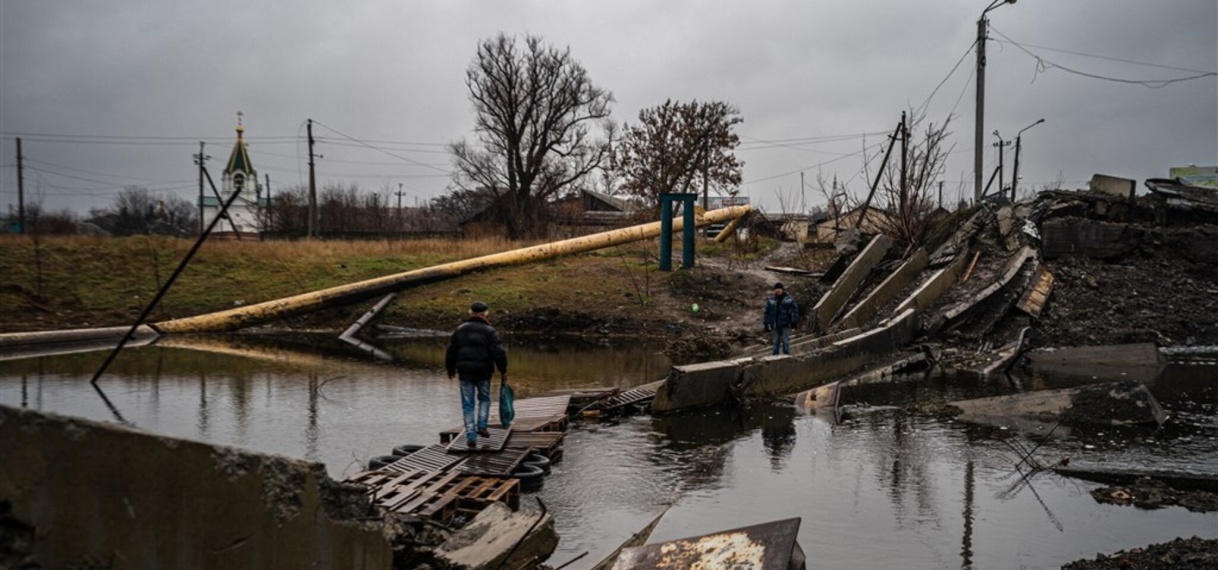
[{"x1": 1, "y1": 0, "x2": 1215, "y2": 216}]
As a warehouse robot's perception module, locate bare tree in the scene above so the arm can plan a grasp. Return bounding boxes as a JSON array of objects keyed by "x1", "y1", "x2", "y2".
[
  {"x1": 449, "y1": 33, "x2": 614, "y2": 239},
  {"x1": 615, "y1": 100, "x2": 744, "y2": 210},
  {"x1": 864, "y1": 111, "x2": 953, "y2": 252}
]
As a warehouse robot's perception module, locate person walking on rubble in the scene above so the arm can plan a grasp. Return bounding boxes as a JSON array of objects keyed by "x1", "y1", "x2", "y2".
[
  {"x1": 446, "y1": 301, "x2": 508, "y2": 447},
  {"x1": 763, "y1": 282, "x2": 800, "y2": 355}
]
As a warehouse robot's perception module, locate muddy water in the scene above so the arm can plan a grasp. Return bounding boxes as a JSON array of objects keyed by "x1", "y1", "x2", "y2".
[{"x1": 1, "y1": 337, "x2": 1215, "y2": 569}]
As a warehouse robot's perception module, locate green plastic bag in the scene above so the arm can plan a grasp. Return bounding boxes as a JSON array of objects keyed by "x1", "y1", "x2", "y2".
[{"x1": 498, "y1": 381, "x2": 515, "y2": 429}]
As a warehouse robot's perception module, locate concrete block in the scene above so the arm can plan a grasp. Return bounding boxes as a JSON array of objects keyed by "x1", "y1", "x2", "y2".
[
  {"x1": 1090, "y1": 174, "x2": 1136, "y2": 200},
  {"x1": 949, "y1": 380, "x2": 1167, "y2": 430},
  {"x1": 894, "y1": 250, "x2": 968, "y2": 317},
  {"x1": 812, "y1": 234, "x2": 893, "y2": 331},
  {"x1": 651, "y1": 359, "x2": 744, "y2": 413},
  {"x1": 1026, "y1": 343, "x2": 1165, "y2": 383},
  {"x1": 436, "y1": 502, "x2": 558, "y2": 570},
  {"x1": 0, "y1": 405, "x2": 393, "y2": 570},
  {"x1": 835, "y1": 249, "x2": 928, "y2": 330}
]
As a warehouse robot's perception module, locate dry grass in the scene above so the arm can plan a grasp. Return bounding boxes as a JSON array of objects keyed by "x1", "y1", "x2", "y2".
[{"x1": 1, "y1": 234, "x2": 691, "y2": 331}]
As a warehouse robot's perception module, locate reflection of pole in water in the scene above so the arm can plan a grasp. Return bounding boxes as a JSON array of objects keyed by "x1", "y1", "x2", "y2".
[
  {"x1": 21, "y1": 373, "x2": 28, "y2": 408},
  {"x1": 961, "y1": 459, "x2": 975, "y2": 569},
  {"x1": 306, "y1": 372, "x2": 319, "y2": 461},
  {"x1": 197, "y1": 372, "x2": 210, "y2": 437}
]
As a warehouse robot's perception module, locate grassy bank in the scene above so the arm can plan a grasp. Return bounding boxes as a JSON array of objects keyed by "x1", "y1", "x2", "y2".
[{"x1": 0, "y1": 234, "x2": 773, "y2": 334}]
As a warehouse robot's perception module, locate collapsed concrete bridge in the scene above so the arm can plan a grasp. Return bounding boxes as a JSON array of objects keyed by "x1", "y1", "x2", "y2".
[{"x1": 651, "y1": 178, "x2": 1218, "y2": 413}]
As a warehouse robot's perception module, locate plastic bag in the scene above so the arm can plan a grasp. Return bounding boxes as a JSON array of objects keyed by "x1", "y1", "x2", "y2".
[{"x1": 498, "y1": 381, "x2": 515, "y2": 429}]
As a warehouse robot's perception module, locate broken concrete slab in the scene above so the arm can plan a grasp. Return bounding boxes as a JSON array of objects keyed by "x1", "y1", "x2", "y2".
[
  {"x1": 0, "y1": 405, "x2": 393, "y2": 570},
  {"x1": 651, "y1": 359, "x2": 748, "y2": 413},
  {"x1": 613, "y1": 517, "x2": 804, "y2": 570},
  {"x1": 1025, "y1": 343, "x2": 1166, "y2": 383},
  {"x1": 435, "y1": 502, "x2": 558, "y2": 570},
  {"x1": 1090, "y1": 173, "x2": 1136, "y2": 200},
  {"x1": 834, "y1": 248, "x2": 928, "y2": 331},
  {"x1": 655, "y1": 310, "x2": 918, "y2": 413},
  {"x1": 893, "y1": 250, "x2": 969, "y2": 317},
  {"x1": 811, "y1": 233, "x2": 892, "y2": 331},
  {"x1": 947, "y1": 381, "x2": 1167, "y2": 430}
]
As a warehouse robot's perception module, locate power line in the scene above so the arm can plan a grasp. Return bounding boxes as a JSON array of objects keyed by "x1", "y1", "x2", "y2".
[
  {"x1": 915, "y1": 39, "x2": 979, "y2": 118},
  {"x1": 741, "y1": 142, "x2": 884, "y2": 186},
  {"x1": 990, "y1": 27, "x2": 1217, "y2": 88},
  {"x1": 990, "y1": 35, "x2": 1215, "y2": 75},
  {"x1": 310, "y1": 120, "x2": 452, "y2": 175},
  {"x1": 24, "y1": 157, "x2": 186, "y2": 184}
]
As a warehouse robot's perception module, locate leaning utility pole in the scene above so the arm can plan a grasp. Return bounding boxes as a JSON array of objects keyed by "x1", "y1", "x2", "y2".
[
  {"x1": 15, "y1": 137, "x2": 24, "y2": 234},
  {"x1": 899, "y1": 111, "x2": 909, "y2": 205},
  {"x1": 307, "y1": 118, "x2": 318, "y2": 239}
]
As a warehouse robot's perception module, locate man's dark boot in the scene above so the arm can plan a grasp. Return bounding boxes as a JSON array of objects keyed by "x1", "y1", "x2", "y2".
[{"x1": 477, "y1": 428, "x2": 491, "y2": 438}]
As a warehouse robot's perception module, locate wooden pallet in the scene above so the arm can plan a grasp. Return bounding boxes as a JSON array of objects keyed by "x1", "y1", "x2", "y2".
[
  {"x1": 383, "y1": 444, "x2": 466, "y2": 473},
  {"x1": 445, "y1": 426, "x2": 512, "y2": 453},
  {"x1": 504, "y1": 431, "x2": 564, "y2": 458},
  {"x1": 347, "y1": 469, "x2": 462, "y2": 523},
  {"x1": 440, "y1": 395, "x2": 572, "y2": 443},
  {"x1": 445, "y1": 475, "x2": 521, "y2": 511}
]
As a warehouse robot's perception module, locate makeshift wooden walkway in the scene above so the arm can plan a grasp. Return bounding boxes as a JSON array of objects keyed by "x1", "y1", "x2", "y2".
[{"x1": 349, "y1": 388, "x2": 654, "y2": 525}]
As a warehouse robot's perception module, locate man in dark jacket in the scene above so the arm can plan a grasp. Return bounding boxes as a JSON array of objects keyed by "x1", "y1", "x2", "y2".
[
  {"x1": 445, "y1": 301, "x2": 508, "y2": 447},
  {"x1": 763, "y1": 282, "x2": 800, "y2": 355}
]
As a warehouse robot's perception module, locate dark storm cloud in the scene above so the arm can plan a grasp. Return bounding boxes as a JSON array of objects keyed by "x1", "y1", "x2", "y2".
[{"x1": 1, "y1": 0, "x2": 1214, "y2": 214}]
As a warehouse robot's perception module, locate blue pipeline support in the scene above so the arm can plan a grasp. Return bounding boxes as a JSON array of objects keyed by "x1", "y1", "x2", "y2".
[{"x1": 659, "y1": 193, "x2": 698, "y2": 271}]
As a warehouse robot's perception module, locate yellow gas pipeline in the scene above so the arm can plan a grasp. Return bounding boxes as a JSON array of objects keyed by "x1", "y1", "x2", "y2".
[{"x1": 154, "y1": 205, "x2": 753, "y2": 333}]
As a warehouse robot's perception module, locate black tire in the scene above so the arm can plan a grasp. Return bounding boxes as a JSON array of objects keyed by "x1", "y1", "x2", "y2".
[
  {"x1": 523, "y1": 453, "x2": 552, "y2": 475},
  {"x1": 392, "y1": 444, "x2": 425, "y2": 457},
  {"x1": 368, "y1": 455, "x2": 400, "y2": 470},
  {"x1": 511, "y1": 463, "x2": 545, "y2": 492}
]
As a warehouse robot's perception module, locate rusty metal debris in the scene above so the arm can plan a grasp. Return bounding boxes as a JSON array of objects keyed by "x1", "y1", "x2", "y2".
[{"x1": 612, "y1": 518, "x2": 805, "y2": 570}]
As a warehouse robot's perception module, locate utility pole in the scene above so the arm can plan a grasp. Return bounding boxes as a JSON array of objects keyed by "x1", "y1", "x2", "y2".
[
  {"x1": 307, "y1": 118, "x2": 318, "y2": 239},
  {"x1": 899, "y1": 111, "x2": 909, "y2": 205},
  {"x1": 265, "y1": 173, "x2": 272, "y2": 236},
  {"x1": 993, "y1": 132, "x2": 1011, "y2": 198},
  {"x1": 939, "y1": 181, "x2": 944, "y2": 209},
  {"x1": 976, "y1": 0, "x2": 1017, "y2": 202},
  {"x1": 1011, "y1": 118, "x2": 1045, "y2": 202},
  {"x1": 15, "y1": 137, "x2": 24, "y2": 234},
  {"x1": 194, "y1": 142, "x2": 210, "y2": 235},
  {"x1": 701, "y1": 134, "x2": 710, "y2": 212},
  {"x1": 396, "y1": 183, "x2": 404, "y2": 210}
]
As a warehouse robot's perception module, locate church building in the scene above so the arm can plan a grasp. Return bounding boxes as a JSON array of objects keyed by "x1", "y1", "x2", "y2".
[{"x1": 201, "y1": 113, "x2": 268, "y2": 238}]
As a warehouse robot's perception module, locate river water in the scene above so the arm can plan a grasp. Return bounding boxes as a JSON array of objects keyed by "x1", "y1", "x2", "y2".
[{"x1": 1, "y1": 335, "x2": 1215, "y2": 569}]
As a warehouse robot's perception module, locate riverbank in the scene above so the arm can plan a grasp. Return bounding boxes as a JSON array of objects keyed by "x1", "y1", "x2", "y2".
[{"x1": 0, "y1": 234, "x2": 807, "y2": 345}]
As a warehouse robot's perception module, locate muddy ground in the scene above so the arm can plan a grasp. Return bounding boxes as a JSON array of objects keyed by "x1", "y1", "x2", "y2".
[
  {"x1": 1089, "y1": 477, "x2": 1218, "y2": 513},
  {"x1": 1062, "y1": 536, "x2": 1218, "y2": 570}
]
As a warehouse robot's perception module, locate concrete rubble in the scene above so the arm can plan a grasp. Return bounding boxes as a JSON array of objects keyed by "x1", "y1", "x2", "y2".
[
  {"x1": 434, "y1": 502, "x2": 558, "y2": 570},
  {"x1": 945, "y1": 380, "x2": 1168, "y2": 431},
  {"x1": 649, "y1": 175, "x2": 1217, "y2": 414}
]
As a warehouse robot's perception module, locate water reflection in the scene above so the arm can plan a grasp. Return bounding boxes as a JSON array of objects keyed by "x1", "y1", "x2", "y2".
[{"x1": 0, "y1": 339, "x2": 1214, "y2": 569}]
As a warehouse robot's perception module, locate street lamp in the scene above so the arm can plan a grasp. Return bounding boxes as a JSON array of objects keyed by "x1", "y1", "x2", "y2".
[
  {"x1": 1011, "y1": 118, "x2": 1045, "y2": 200},
  {"x1": 974, "y1": 0, "x2": 1017, "y2": 202}
]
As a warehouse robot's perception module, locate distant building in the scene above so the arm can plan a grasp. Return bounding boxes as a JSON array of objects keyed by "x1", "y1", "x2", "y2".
[
  {"x1": 1170, "y1": 166, "x2": 1218, "y2": 188},
  {"x1": 201, "y1": 114, "x2": 268, "y2": 238}
]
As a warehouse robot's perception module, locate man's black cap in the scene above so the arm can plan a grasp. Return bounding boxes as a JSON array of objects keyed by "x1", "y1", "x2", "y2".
[
  {"x1": 773, "y1": 282, "x2": 784, "y2": 290},
  {"x1": 471, "y1": 301, "x2": 489, "y2": 313}
]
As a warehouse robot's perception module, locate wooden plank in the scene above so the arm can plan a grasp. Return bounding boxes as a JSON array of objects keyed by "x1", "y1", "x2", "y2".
[
  {"x1": 458, "y1": 447, "x2": 532, "y2": 477},
  {"x1": 446, "y1": 426, "x2": 512, "y2": 453},
  {"x1": 1016, "y1": 265, "x2": 1055, "y2": 318}
]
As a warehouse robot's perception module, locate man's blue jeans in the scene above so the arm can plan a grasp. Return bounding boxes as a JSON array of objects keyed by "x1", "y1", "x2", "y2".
[
  {"x1": 772, "y1": 327, "x2": 791, "y2": 355},
  {"x1": 459, "y1": 378, "x2": 491, "y2": 442}
]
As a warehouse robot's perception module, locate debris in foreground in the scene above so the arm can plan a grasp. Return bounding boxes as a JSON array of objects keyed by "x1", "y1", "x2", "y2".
[
  {"x1": 946, "y1": 380, "x2": 1167, "y2": 432},
  {"x1": 612, "y1": 517, "x2": 805, "y2": 570},
  {"x1": 1062, "y1": 536, "x2": 1218, "y2": 570}
]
